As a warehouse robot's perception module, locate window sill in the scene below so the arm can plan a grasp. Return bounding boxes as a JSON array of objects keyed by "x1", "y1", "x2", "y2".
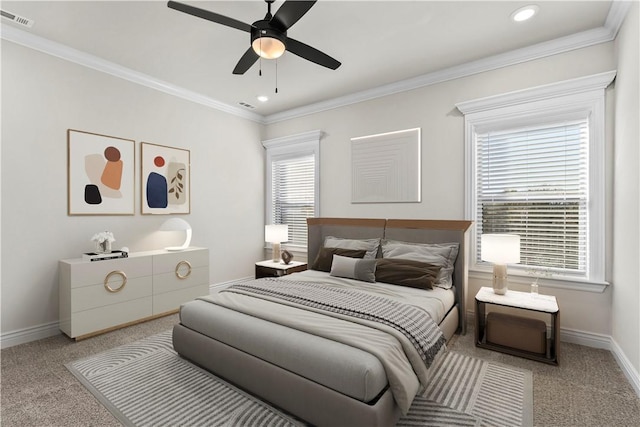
[{"x1": 469, "y1": 268, "x2": 610, "y2": 293}]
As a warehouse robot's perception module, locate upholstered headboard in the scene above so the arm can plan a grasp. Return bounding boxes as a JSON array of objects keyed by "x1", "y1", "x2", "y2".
[
  {"x1": 384, "y1": 219, "x2": 472, "y2": 334},
  {"x1": 307, "y1": 218, "x2": 473, "y2": 334},
  {"x1": 306, "y1": 218, "x2": 386, "y2": 265}
]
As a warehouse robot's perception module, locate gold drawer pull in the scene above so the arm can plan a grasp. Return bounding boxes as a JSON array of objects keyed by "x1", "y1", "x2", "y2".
[
  {"x1": 104, "y1": 270, "x2": 127, "y2": 293},
  {"x1": 175, "y1": 260, "x2": 192, "y2": 279}
]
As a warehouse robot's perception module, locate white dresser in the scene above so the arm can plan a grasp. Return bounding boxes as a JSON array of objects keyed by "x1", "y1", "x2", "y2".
[{"x1": 59, "y1": 247, "x2": 209, "y2": 339}]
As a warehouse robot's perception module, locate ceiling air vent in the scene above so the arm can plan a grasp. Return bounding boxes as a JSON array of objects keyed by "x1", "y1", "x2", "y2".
[
  {"x1": 1, "y1": 9, "x2": 34, "y2": 28},
  {"x1": 238, "y1": 102, "x2": 255, "y2": 109}
]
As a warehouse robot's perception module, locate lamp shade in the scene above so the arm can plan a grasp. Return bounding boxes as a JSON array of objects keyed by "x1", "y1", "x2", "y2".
[
  {"x1": 481, "y1": 234, "x2": 521, "y2": 264},
  {"x1": 160, "y1": 218, "x2": 191, "y2": 232},
  {"x1": 265, "y1": 224, "x2": 288, "y2": 243},
  {"x1": 160, "y1": 218, "x2": 192, "y2": 251}
]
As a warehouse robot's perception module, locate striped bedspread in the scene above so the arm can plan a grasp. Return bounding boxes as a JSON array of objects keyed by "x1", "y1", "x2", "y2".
[{"x1": 223, "y1": 278, "x2": 446, "y2": 370}]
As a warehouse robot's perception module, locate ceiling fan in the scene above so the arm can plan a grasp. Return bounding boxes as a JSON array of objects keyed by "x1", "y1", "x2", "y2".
[{"x1": 167, "y1": 0, "x2": 341, "y2": 75}]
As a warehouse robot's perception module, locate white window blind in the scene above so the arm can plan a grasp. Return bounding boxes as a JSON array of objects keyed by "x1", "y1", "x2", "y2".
[
  {"x1": 477, "y1": 119, "x2": 589, "y2": 274},
  {"x1": 271, "y1": 154, "x2": 315, "y2": 248}
]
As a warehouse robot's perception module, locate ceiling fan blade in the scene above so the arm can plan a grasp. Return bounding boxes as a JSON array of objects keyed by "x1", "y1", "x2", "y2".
[
  {"x1": 271, "y1": 0, "x2": 316, "y2": 31},
  {"x1": 286, "y1": 38, "x2": 341, "y2": 70},
  {"x1": 167, "y1": 1, "x2": 252, "y2": 32},
  {"x1": 233, "y1": 47, "x2": 260, "y2": 75}
]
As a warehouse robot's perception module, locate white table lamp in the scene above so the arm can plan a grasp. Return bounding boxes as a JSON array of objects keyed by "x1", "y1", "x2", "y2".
[
  {"x1": 481, "y1": 234, "x2": 521, "y2": 295},
  {"x1": 265, "y1": 224, "x2": 289, "y2": 263},
  {"x1": 160, "y1": 218, "x2": 192, "y2": 251}
]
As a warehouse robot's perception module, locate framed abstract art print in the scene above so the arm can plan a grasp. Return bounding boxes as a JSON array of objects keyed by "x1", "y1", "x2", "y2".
[
  {"x1": 67, "y1": 129, "x2": 135, "y2": 215},
  {"x1": 141, "y1": 142, "x2": 191, "y2": 214}
]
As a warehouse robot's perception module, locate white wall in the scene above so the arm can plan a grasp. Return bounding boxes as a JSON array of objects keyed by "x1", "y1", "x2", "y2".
[
  {"x1": 612, "y1": 1, "x2": 640, "y2": 379},
  {"x1": 1, "y1": 40, "x2": 265, "y2": 337},
  {"x1": 265, "y1": 43, "x2": 618, "y2": 337}
]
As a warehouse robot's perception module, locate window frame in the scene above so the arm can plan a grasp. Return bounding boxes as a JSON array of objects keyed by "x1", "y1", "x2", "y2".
[
  {"x1": 457, "y1": 71, "x2": 615, "y2": 292},
  {"x1": 263, "y1": 130, "x2": 321, "y2": 252}
]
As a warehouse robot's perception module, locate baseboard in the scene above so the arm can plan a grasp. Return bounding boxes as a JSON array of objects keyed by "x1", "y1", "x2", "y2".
[
  {"x1": 560, "y1": 326, "x2": 611, "y2": 349},
  {"x1": 0, "y1": 320, "x2": 60, "y2": 349},
  {"x1": 610, "y1": 337, "x2": 640, "y2": 398}
]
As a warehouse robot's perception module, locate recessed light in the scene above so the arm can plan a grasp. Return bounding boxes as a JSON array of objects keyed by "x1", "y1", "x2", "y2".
[
  {"x1": 257, "y1": 95, "x2": 269, "y2": 102},
  {"x1": 511, "y1": 5, "x2": 539, "y2": 22}
]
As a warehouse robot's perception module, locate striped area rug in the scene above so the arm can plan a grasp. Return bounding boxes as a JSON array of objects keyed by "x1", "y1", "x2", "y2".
[
  {"x1": 66, "y1": 332, "x2": 300, "y2": 427},
  {"x1": 398, "y1": 351, "x2": 533, "y2": 426},
  {"x1": 67, "y1": 331, "x2": 532, "y2": 427}
]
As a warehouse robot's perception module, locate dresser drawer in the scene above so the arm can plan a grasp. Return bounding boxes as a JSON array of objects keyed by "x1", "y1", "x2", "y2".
[
  {"x1": 153, "y1": 249, "x2": 209, "y2": 275},
  {"x1": 66, "y1": 257, "x2": 152, "y2": 288},
  {"x1": 71, "y1": 276, "x2": 152, "y2": 312},
  {"x1": 71, "y1": 297, "x2": 153, "y2": 338},
  {"x1": 153, "y1": 266, "x2": 208, "y2": 295},
  {"x1": 153, "y1": 284, "x2": 210, "y2": 315}
]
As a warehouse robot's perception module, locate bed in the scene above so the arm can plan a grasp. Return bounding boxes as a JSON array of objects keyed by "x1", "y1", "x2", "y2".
[{"x1": 172, "y1": 218, "x2": 472, "y2": 426}]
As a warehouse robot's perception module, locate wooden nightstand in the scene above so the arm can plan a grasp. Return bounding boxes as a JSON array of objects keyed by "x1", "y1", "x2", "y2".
[
  {"x1": 255, "y1": 260, "x2": 307, "y2": 279},
  {"x1": 475, "y1": 286, "x2": 560, "y2": 365}
]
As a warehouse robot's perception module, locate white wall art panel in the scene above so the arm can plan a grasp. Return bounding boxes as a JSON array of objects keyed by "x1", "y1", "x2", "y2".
[{"x1": 351, "y1": 128, "x2": 421, "y2": 203}]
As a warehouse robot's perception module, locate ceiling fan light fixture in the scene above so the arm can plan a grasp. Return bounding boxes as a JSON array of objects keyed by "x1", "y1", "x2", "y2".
[
  {"x1": 252, "y1": 36, "x2": 286, "y2": 59},
  {"x1": 251, "y1": 25, "x2": 286, "y2": 59}
]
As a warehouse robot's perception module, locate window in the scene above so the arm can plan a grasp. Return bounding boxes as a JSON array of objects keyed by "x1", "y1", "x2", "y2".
[
  {"x1": 263, "y1": 130, "x2": 321, "y2": 250},
  {"x1": 478, "y1": 119, "x2": 588, "y2": 274},
  {"x1": 457, "y1": 71, "x2": 615, "y2": 288}
]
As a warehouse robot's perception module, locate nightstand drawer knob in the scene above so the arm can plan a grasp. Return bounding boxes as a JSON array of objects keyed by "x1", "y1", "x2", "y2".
[
  {"x1": 104, "y1": 270, "x2": 127, "y2": 293},
  {"x1": 175, "y1": 260, "x2": 192, "y2": 279}
]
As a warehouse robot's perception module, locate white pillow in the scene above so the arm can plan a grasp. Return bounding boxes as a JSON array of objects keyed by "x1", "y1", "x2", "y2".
[
  {"x1": 324, "y1": 236, "x2": 380, "y2": 259},
  {"x1": 381, "y1": 240, "x2": 459, "y2": 289},
  {"x1": 330, "y1": 255, "x2": 377, "y2": 283}
]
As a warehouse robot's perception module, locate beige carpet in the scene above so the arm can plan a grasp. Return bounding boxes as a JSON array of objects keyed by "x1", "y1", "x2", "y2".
[{"x1": 2, "y1": 314, "x2": 639, "y2": 426}]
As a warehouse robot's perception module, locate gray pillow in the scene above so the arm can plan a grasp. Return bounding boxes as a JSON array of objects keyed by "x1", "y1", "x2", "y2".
[
  {"x1": 381, "y1": 240, "x2": 459, "y2": 289},
  {"x1": 330, "y1": 255, "x2": 377, "y2": 283},
  {"x1": 311, "y1": 247, "x2": 367, "y2": 272},
  {"x1": 323, "y1": 236, "x2": 380, "y2": 259}
]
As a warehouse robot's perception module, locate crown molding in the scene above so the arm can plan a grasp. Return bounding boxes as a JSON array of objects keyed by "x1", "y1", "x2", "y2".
[
  {"x1": 606, "y1": 0, "x2": 634, "y2": 35},
  {"x1": 0, "y1": 25, "x2": 265, "y2": 124},
  {"x1": 264, "y1": 23, "x2": 620, "y2": 124},
  {"x1": 1, "y1": 0, "x2": 630, "y2": 126}
]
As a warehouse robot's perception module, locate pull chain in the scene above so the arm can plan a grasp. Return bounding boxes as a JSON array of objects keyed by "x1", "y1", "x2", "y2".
[
  {"x1": 275, "y1": 59, "x2": 278, "y2": 93},
  {"x1": 259, "y1": 37, "x2": 262, "y2": 76}
]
